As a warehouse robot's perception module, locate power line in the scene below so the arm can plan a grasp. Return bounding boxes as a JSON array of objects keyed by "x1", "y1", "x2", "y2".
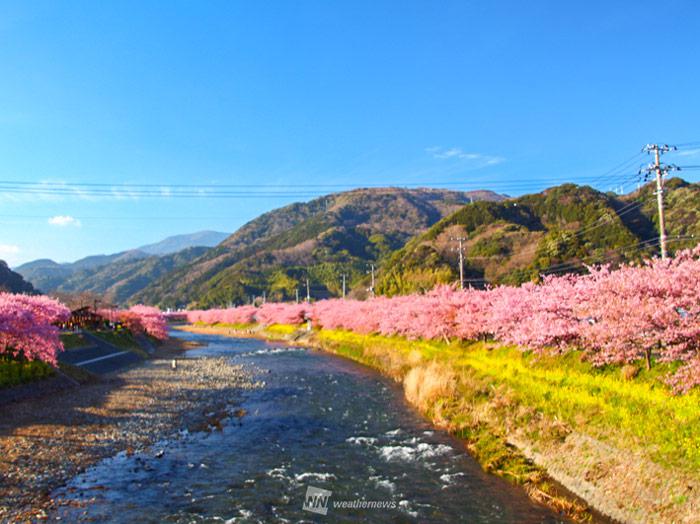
[
  {"x1": 540, "y1": 237, "x2": 664, "y2": 275},
  {"x1": 462, "y1": 191, "x2": 657, "y2": 267},
  {"x1": 0, "y1": 150, "x2": 663, "y2": 201},
  {"x1": 540, "y1": 235, "x2": 696, "y2": 277},
  {"x1": 0, "y1": 171, "x2": 646, "y2": 190},
  {"x1": 584, "y1": 151, "x2": 645, "y2": 188}
]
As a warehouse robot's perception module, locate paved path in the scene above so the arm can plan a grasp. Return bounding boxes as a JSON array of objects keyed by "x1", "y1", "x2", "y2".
[{"x1": 58, "y1": 331, "x2": 143, "y2": 374}]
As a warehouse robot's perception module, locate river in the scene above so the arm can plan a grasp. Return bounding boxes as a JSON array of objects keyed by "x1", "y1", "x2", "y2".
[{"x1": 51, "y1": 330, "x2": 568, "y2": 523}]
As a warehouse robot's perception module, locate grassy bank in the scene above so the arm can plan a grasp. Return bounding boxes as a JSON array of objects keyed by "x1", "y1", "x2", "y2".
[
  {"x1": 0, "y1": 358, "x2": 55, "y2": 388},
  {"x1": 88, "y1": 330, "x2": 150, "y2": 358},
  {"x1": 59, "y1": 333, "x2": 88, "y2": 350},
  {"x1": 182, "y1": 323, "x2": 700, "y2": 523}
]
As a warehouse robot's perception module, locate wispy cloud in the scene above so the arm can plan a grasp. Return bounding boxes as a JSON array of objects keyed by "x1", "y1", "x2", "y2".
[
  {"x1": 676, "y1": 148, "x2": 700, "y2": 157},
  {"x1": 0, "y1": 244, "x2": 20, "y2": 256},
  {"x1": 0, "y1": 244, "x2": 20, "y2": 265},
  {"x1": 426, "y1": 146, "x2": 504, "y2": 166},
  {"x1": 48, "y1": 215, "x2": 81, "y2": 227}
]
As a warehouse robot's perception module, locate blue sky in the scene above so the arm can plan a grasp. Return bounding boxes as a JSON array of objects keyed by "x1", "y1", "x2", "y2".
[{"x1": 1, "y1": 0, "x2": 699, "y2": 266}]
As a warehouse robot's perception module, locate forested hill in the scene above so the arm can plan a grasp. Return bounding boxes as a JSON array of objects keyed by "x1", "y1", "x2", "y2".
[
  {"x1": 14, "y1": 231, "x2": 228, "y2": 305},
  {"x1": 133, "y1": 188, "x2": 505, "y2": 308},
  {"x1": 376, "y1": 178, "x2": 699, "y2": 295},
  {"x1": 0, "y1": 261, "x2": 35, "y2": 294}
]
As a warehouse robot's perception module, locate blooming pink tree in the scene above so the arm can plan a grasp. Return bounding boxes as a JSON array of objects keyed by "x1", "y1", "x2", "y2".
[
  {"x1": 0, "y1": 293, "x2": 70, "y2": 365},
  {"x1": 578, "y1": 249, "x2": 700, "y2": 369},
  {"x1": 255, "y1": 303, "x2": 308, "y2": 326},
  {"x1": 127, "y1": 305, "x2": 168, "y2": 340}
]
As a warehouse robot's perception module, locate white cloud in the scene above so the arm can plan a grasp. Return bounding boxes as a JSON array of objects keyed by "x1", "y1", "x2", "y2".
[
  {"x1": 426, "y1": 146, "x2": 504, "y2": 166},
  {"x1": 676, "y1": 148, "x2": 700, "y2": 157},
  {"x1": 48, "y1": 215, "x2": 81, "y2": 227},
  {"x1": 0, "y1": 244, "x2": 20, "y2": 265},
  {"x1": 0, "y1": 244, "x2": 20, "y2": 256}
]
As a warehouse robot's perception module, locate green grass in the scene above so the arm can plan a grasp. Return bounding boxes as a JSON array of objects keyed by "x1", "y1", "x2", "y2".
[
  {"x1": 0, "y1": 357, "x2": 55, "y2": 388},
  {"x1": 88, "y1": 330, "x2": 149, "y2": 358},
  {"x1": 59, "y1": 332, "x2": 89, "y2": 350}
]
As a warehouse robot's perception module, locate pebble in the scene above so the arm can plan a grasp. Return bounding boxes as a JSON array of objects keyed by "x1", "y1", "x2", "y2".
[{"x1": 0, "y1": 356, "x2": 262, "y2": 522}]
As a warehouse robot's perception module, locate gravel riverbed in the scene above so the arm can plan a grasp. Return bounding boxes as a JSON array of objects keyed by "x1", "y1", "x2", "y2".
[{"x1": 0, "y1": 356, "x2": 263, "y2": 522}]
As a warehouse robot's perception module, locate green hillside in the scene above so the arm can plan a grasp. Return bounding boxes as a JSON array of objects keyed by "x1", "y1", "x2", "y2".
[
  {"x1": 51, "y1": 246, "x2": 210, "y2": 305},
  {"x1": 15, "y1": 231, "x2": 229, "y2": 305},
  {"x1": 134, "y1": 188, "x2": 504, "y2": 308},
  {"x1": 0, "y1": 261, "x2": 35, "y2": 294},
  {"x1": 376, "y1": 178, "x2": 699, "y2": 295}
]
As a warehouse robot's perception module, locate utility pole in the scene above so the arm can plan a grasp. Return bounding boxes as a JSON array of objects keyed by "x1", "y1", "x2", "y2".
[
  {"x1": 641, "y1": 144, "x2": 680, "y2": 259},
  {"x1": 262, "y1": 291, "x2": 266, "y2": 304},
  {"x1": 450, "y1": 236, "x2": 467, "y2": 289},
  {"x1": 367, "y1": 264, "x2": 375, "y2": 298},
  {"x1": 341, "y1": 273, "x2": 347, "y2": 298},
  {"x1": 295, "y1": 288, "x2": 299, "y2": 304},
  {"x1": 306, "y1": 277, "x2": 311, "y2": 303}
]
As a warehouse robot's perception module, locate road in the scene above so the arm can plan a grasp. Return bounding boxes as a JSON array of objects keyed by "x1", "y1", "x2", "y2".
[{"x1": 58, "y1": 331, "x2": 143, "y2": 374}]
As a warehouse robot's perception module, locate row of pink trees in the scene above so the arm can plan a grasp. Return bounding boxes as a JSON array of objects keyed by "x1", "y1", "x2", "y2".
[
  {"x1": 0, "y1": 295, "x2": 168, "y2": 367},
  {"x1": 0, "y1": 293, "x2": 70, "y2": 365},
  {"x1": 99, "y1": 305, "x2": 169, "y2": 341},
  {"x1": 187, "y1": 246, "x2": 700, "y2": 393}
]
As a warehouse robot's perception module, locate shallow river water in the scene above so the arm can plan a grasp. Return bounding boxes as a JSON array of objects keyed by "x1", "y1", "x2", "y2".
[{"x1": 51, "y1": 331, "x2": 568, "y2": 523}]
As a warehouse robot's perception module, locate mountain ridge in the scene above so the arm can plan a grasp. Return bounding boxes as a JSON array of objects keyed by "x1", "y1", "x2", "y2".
[
  {"x1": 0, "y1": 261, "x2": 35, "y2": 294},
  {"x1": 376, "y1": 178, "x2": 699, "y2": 295},
  {"x1": 15, "y1": 230, "x2": 230, "y2": 300},
  {"x1": 133, "y1": 187, "x2": 506, "y2": 307}
]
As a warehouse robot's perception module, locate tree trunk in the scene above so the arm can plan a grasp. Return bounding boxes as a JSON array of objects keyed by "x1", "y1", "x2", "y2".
[{"x1": 645, "y1": 347, "x2": 652, "y2": 371}]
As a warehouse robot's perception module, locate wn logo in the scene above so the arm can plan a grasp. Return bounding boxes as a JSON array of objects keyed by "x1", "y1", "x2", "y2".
[{"x1": 302, "y1": 485, "x2": 332, "y2": 516}]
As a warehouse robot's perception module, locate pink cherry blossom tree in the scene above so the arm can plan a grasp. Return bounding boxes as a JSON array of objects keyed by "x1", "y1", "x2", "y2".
[{"x1": 0, "y1": 293, "x2": 70, "y2": 364}]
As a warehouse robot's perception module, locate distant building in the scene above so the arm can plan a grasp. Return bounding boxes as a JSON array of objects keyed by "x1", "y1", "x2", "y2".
[{"x1": 62, "y1": 307, "x2": 108, "y2": 330}]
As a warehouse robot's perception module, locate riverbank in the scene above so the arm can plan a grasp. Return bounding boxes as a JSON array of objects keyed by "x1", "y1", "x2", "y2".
[
  {"x1": 179, "y1": 323, "x2": 700, "y2": 524},
  {"x1": 0, "y1": 340, "x2": 262, "y2": 522}
]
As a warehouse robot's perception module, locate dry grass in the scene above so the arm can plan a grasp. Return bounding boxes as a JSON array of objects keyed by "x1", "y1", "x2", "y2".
[
  {"x1": 404, "y1": 361, "x2": 457, "y2": 412},
  {"x1": 363, "y1": 341, "x2": 410, "y2": 381},
  {"x1": 621, "y1": 364, "x2": 639, "y2": 381}
]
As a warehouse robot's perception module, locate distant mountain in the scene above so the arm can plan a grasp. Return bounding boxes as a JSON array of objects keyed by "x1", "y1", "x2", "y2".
[
  {"x1": 134, "y1": 188, "x2": 506, "y2": 308},
  {"x1": 14, "y1": 230, "x2": 230, "y2": 304},
  {"x1": 375, "y1": 178, "x2": 700, "y2": 295},
  {"x1": 48, "y1": 246, "x2": 211, "y2": 305},
  {"x1": 137, "y1": 231, "x2": 228, "y2": 256},
  {"x1": 13, "y1": 259, "x2": 73, "y2": 291},
  {"x1": 0, "y1": 260, "x2": 35, "y2": 294}
]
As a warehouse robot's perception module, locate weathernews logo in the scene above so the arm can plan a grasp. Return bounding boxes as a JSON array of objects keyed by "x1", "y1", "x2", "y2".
[
  {"x1": 302, "y1": 485, "x2": 398, "y2": 516},
  {"x1": 302, "y1": 486, "x2": 332, "y2": 515}
]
